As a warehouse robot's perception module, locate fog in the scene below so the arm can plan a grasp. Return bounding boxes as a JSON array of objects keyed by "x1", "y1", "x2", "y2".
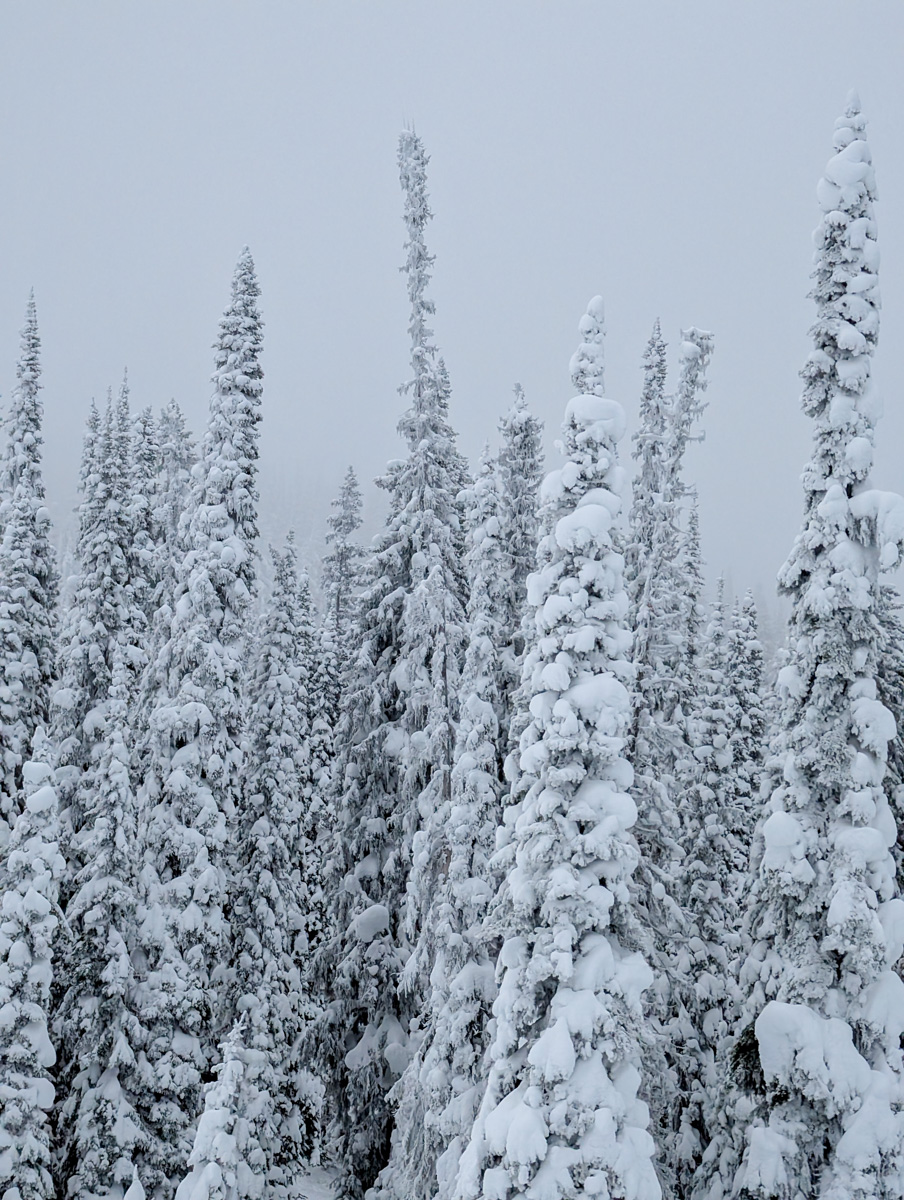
[{"x1": 1, "y1": 1, "x2": 902, "y2": 623}]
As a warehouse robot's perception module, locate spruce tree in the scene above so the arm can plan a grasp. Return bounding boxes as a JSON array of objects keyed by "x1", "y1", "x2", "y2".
[
  {"x1": 231, "y1": 538, "x2": 321, "y2": 1193},
  {"x1": 312, "y1": 130, "x2": 468, "y2": 1199},
  {"x1": 698, "y1": 94, "x2": 904, "y2": 1200},
  {"x1": 452, "y1": 341, "x2": 660, "y2": 1200},
  {"x1": 137, "y1": 248, "x2": 263, "y2": 1194},
  {"x1": 376, "y1": 449, "x2": 507, "y2": 1200},
  {"x1": 0, "y1": 734, "x2": 65, "y2": 1200},
  {"x1": 173, "y1": 1021, "x2": 266, "y2": 1200},
  {"x1": 55, "y1": 651, "x2": 152, "y2": 1200},
  {"x1": 495, "y1": 387, "x2": 544, "y2": 762},
  {"x1": 0, "y1": 296, "x2": 58, "y2": 839}
]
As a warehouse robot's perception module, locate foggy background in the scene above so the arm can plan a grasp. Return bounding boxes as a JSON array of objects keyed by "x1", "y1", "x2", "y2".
[{"x1": 1, "y1": 1, "x2": 902, "y2": 636}]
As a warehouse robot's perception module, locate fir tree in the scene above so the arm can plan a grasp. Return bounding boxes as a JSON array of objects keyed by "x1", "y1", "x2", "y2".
[
  {"x1": 312, "y1": 130, "x2": 468, "y2": 1199},
  {"x1": 173, "y1": 1021, "x2": 267, "y2": 1200},
  {"x1": 323, "y1": 465, "x2": 364, "y2": 639},
  {"x1": 0, "y1": 734, "x2": 65, "y2": 1200},
  {"x1": 0, "y1": 296, "x2": 58, "y2": 839},
  {"x1": 452, "y1": 350, "x2": 660, "y2": 1200},
  {"x1": 137, "y1": 248, "x2": 263, "y2": 1194},
  {"x1": 231, "y1": 539, "x2": 321, "y2": 1193},
  {"x1": 495, "y1": 387, "x2": 544, "y2": 762},
  {"x1": 376, "y1": 449, "x2": 507, "y2": 1200},
  {"x1": 55, "y1": 651, "x2": 152, "y2": 1200},
  {"x1": 698, "y1": 94, "x2": 904, "y2": 1200}
]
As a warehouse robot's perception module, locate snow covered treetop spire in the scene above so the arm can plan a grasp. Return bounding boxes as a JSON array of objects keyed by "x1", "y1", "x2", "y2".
[
  {"x1": 569, "y1": 293, "x2": 606, "y2": 397},
  {"x1": 398, "y1": 128, "x2": 436, "y2": 355},
  {"x1": 0, "y1": 291, "x2": 45, "y2": 508},
  {"x1": 197, "y1": 245, "x2": 264, "y2": 592}
]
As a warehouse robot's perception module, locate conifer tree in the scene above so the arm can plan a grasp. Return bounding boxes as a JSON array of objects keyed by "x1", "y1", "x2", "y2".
[
  {"x1": 698, "y1": 94, "x2": 904, "y2": 1200},
  {"x1": 452, "y1": 338, "x2": 660, "y2": 1200},
  {"x1": 0, "y1": 735, "x2": 65, "y2": 1200},
  {"x1": 376, "y1": 449, "x2": 507, "y2": 1200},
  {"x1": 55, "y1": 650, "x2": 152, "y2": 1200},
  {"x1": 312, "y1": 130, "x2": 468, "y2": 1199},
  {"x1": 231, "y1": 538, "x2": 321, "y2": 1192},
  {"x1": 137, "y1": 248, "x2": 263, "y2": 1192},
  {"x1": 626, "y1": 324, "x2": 713, "y2": 1193},
  {"x1": 495, "y1": 387, "x2": 544, "y2": 760},
  {"x1": 173, "y1": 1021, "x2": 266, "y2": 1200},
  {"x1": 0, "y1": 297, "x2": 58, "y2": 839},
  {"x1": 323, "y1": 465, "x2": 364, "y2": 638},
  {"x1": 53, "y1": 390, "x2": 148, "y2": 889},
  {"x1": 131, "y1": 402, "x2": 162, "y2": 622}
]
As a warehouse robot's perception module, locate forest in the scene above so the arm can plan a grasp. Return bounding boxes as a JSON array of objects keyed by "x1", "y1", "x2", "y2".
[{"x1": 0, "y1": 93, "x2": 902, "y2": 1200}]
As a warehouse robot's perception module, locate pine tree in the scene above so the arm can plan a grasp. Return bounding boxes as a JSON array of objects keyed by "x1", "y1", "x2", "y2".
[
  {"x1": 0, "y1": 734, "x2": 65, "y2": 1200},
  {"x1": 495, "y1": 387, "x2": 544, "y2": 762},
  {"x1": 231, "y1": 539, "x2": 321, "y2": 1193},
  {"x1": 0, "y1": 297, "x2": 58, "y2": 840},
  {"x1": 137, "y1": 248, "x2": 263, "y2": 1193},
  {"x1": 698, "y1": 94, "x2": 904, "y2": 1200},
  {"x1": 625, "y1": 324, "x2": 714, "y2": 1194},
  {"x1": 376, "y1": 449, "x2": 507, "y2": 1200},
  {"x1": 173, "y1": 1021, "x2": 266, "y2": 1200},
  {"x1": 131, "y1": 401, "x2": 162, "y2": 624},
  {"x1": 53, "y1": 390, "x2": 148, "y2": 894},
  {"x1": 452, "y1": 352, "x2": 660, "y2": 1200},
  {"x1": 55, "y1": 651, "x2": 153, "y2": 1200},
  {"x1": 311, "y1": 130, "x2": 468, "y2": 1199},
  {"x1": 323, "y1": 465, "x2": 364, "y2": 639},
  {"x1": 568, "y1": 294, "x2": 606, "y2": 397}
]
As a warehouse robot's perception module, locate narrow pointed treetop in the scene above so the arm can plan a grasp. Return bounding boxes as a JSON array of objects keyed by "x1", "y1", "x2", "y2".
[
  {"x1": 700, "y1": 97, "x2": 904, "y2": 1200},
  {"x1": 568, "y1": 294, "x2": 606, "y2": 396},
  {"x1": 0, "y1": 292, "x2": 44, "y2": 512}
]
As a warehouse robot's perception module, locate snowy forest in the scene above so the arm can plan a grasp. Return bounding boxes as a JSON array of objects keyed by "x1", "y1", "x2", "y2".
[{"x1": 1, "y1": 89, "x2": 904, "y2": 1200}]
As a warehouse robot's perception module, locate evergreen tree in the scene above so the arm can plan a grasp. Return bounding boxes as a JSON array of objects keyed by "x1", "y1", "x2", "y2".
[
  {"x1": 231, "y1": 538, "x2": 320, "y2": 1193},
  {"x1": 0, "y1": 734, "x2": 65, "y2": 1200},
  {"x1": 698, "y1": 94, "x2": 904, "y2": 1200},
  {"x1": 173, "y1": 1021, "x2": 266, "y2": 1200},
  {"x1": 452, "y1": 356, "x2": 660, "y2": 1200},
  {"x1": 323, "y1": 465, "x2": 364, "y2": 639},
  {"x1": 376, "y1": 449, "x2": 507, "y2": 1200},
  {"x1": 625, "y1": 324, "x2": 714, "y2": 1194},
  {"x1": 311, "y1": 130, "x2": 468, "y2": 1199},
  {"x1": 137, "y1": 248, "x2": 263, "y2": 1194},
  {"x1": 495, "y1": 387, "x2": 544, "y2": 762},
  {"x1": 131, "y1": 401, "x2": 162, "y2": 624},
  {"x1": 568, "y1": 294, "x2": 606, "y2": 396},
  {"x1": 55, "y1": 651, "x2": 152, "y2": 1200},
  {"x1": 0, "y1": 297, "x2": 58, "y2": 840}
]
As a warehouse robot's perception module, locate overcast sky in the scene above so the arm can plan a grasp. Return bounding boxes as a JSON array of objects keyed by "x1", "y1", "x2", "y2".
[{"x1": 1, "y1": 2, "x2": 902, "y2": 624}]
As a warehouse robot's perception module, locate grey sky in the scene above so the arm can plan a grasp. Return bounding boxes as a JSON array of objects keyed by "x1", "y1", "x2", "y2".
[{"x1": 1, "y1": 1, "x2": 902, "y2": 615}]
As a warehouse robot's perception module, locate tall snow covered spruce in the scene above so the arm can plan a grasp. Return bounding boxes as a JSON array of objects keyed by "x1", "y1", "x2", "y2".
[
  {"x1": 375, "y1": 449, "x2": 508, "y2": 1200},
  {"x1": 137, "y1": 248, "x2": 263, "y2": 1195},
  {"x1": 231, "y1": 537, "x2": 322, "y2": 1193},
  {"x1": 311, "y1": 130, "x2": 469, "y2": 1199},
  {"x1": 0, "y1": 296, "x2": 58, "y2": 841},
  {"x1": 697, "y1": 95, "x2": 904, "y2": 1200},
  {"x1": 0, "y1": 735, "x2": 65, "y2": 1200},
  {"x1": 452, "y1": 305, "x2": 660, "y2": 1200}
]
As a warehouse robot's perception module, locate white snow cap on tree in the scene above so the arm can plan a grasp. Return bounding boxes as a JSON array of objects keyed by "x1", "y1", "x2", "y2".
[
  {"x1": 453, "y1": 303, "x2": 660, "y2": 1200},
  {"x1": 569, "y1": 295, "x2": 606, "y2": 397},
  {"x1": 699, "y1": 93, "x2": 904, "y2": 1200}
]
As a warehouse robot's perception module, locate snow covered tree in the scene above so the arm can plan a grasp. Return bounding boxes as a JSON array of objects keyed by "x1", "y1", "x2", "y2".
[
  {"x1": 130, "y1": 401, "x2": 162, "y2": 623},
  {"x1": 726, "y1": 591, "x2": 768, "y2": 849},
  {"x1": 173, "y1": 1021, "x2": 267, "y2": 1200},
  {"x1": 310, "y1": 130, "x2": 468, "y2": 1199},
  {"x1": 0, "y1": 296, "x2": 58, "y2": 840},
  {"x1": 0, "y1": 734, "x2": 65, "y2": 1200},
  {"x1": 697, "y1": 94, "x2": 904, "y2": 1200},
  {"x1": 53, "y1": 389, "x2": 149, "y2": 897},
  {"x1": 626, "y1": 323, "x2": 714, "y2": 1193},
  {"x1": 375, "y1": 448, "x2": 507, "y2": 1200},
  {"x1": 496, "y1": 387, "x2": 544, "y2": 760},
  {"x1": 231, "y1": 538, "x2": 321, "y2": 1193},
  {"x1": 55, "y1": 650, "x2": 153, "y2": 1200},
  {"x1": 568, "y1": 295, "x2": 606, "y2": 397},
  {"x1": 137, "y1": 248, "x2": 263, "y2": 1192},
  {"x1": 451, "y1": 364, "x2": 660, "y2": 1200},
  {"x1": 323, "y1": 465, "x2": 364, "y2": 639}
]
